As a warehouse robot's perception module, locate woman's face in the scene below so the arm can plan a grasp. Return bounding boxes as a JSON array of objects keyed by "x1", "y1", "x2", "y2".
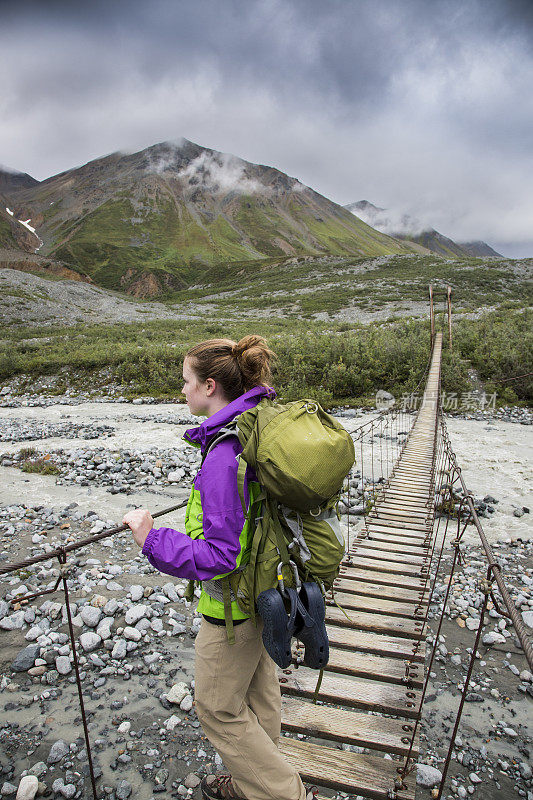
[{"x1": 182, "y1": 357, "x2": 209, "y2": 416}]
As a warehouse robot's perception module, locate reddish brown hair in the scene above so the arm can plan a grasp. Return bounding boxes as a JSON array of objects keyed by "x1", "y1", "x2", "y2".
[{"x1": 185, "y1": 335, "x2": 275, "y2": 401}]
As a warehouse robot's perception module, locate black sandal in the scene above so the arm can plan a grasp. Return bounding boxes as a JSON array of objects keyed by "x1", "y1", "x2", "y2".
[
  {"x1": 256, "y1": 586, "x2": 299, "y2": 668},
  {"x1": 294, "y1": 581, "x2": 329, "y2": 669}
]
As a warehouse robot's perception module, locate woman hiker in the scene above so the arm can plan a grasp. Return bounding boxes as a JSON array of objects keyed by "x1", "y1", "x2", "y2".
[{"x1": 122, "y1": 336, "x2": 316, "y2": 800}]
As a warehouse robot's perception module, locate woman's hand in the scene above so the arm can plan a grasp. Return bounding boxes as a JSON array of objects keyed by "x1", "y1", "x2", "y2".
[{"x1": 122, "y1": 509, "x2": 154, "y2": 548}]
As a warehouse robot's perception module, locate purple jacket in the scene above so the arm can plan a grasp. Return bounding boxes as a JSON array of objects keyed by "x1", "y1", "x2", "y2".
[{"x1": 142, "y1": 385, "x2": 275, "y2": 580}]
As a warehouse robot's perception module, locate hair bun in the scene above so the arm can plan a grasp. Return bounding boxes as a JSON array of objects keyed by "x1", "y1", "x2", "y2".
[
  {"x1": 233, "y1": 335, "x2": 266, "y2": 359},
  {"x1": 232, "y1": 335, "x2": 274, "y2": 389}
]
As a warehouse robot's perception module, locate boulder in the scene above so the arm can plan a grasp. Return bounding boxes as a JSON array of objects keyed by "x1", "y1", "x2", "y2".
[
  {"x1": 15, "y1": 777, "x2": 38, "y2": 800},
  {"x1": 12, "y1": 644, "x2": 40, "y2": 672}
]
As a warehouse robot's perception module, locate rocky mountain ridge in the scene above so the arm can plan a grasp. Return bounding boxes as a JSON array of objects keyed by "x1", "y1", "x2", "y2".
[
  {"x1": 345, "y1": 200, "x2": 502, "y2": 259},
  {"x1": 0, "y1": 141, "x2": 421, "y2": 297}
]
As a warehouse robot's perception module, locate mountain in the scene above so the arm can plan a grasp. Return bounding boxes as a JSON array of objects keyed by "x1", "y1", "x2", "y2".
[
  {"x1": 0, "y1": 140, "x2": 421, "y2": 297},
  {"x1": 455, "y1": 240, "x2": 503, "y2": 258},
  {"x1": 0, "y1": 167, "x2": 39, "y2": 194},
  {"x1": 345, "y1": 200, "x2": 502, "y2": 259}
]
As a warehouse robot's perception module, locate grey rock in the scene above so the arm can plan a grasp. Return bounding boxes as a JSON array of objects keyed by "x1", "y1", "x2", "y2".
[
  {"x1": 129, "y1": 585, "x2": 144, "y2": 602},
  {"x1": 104, "y1": 598, "x2": 119, "y2": 615},
  {"x1": 184, "y1": 774, "x2": 201, "y2": 789},
  {"x1": 123, "y1": 626, "x2": 141, "y2": 641},
  {"x1": 180, "y1": 694, "x2": 193, "y2": 712},
  {"x1": 51, "y1": 779, "x2": 76, "y2": 799},
  {"x1": 28, "y1": 763, "x2": 47, "y2": 778},
  {"x1": 482, "y1": 631, "x2": 506, "y2": 645},
  {"x1": 168, "y1": 469, "x2": 185, "y2": 482},
  {"x1": 155, "y1": 769, "x2": 169, "y2": 785},
  {"x1": 115, "y1": 780, "x2": 132, "y2": 800},
  {"x1": 47, "y1": 739, "x2": 69, "y2": 765},
  {"x1": 79, "y1": 632, "x2": 101, "y2": 652},
  {"x1": 55, "y1": 656, "x2": 72, "y2": 675},
  {"x1": 80, "y1": 605, "x2": 102, "y2": 628},
  {"x1": 522, "y1": 610, "x2": 533, "y2": 629},
  {"x1": 1, "y1": 782, "x2": 16, "y2": 796},
  {"x1": 111, "y1": 638, "x2": 127, "y2": 659},
  {"x1": 0, "y1": 610, "x2": 26, "y2": 630},
  {"x1": 14, "y1": 776, "x2": 38, "y2": 800},
  {"x1": 124, "y1": 604, "x2": 148, "y2": 625},
  {"x1": 519, "y1": 762, "x2": 532, "y2": 780},
  {"x1": 167, "y1": 682, "x2": 189, "y2": 705},
  {"x1": 416, "y1": 764, "x2": 442, "y2": 787},
  {"x1": 162, "y1": 582, "x2": 179, "y2": 602},
  {"x1": 12, "y1": 644, "x2": 40, "y2": 672}
]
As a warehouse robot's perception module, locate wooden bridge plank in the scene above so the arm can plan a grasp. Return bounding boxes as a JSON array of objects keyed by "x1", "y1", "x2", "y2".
[
  {"x1": 340, "y1": 557, "x2": 424, "y2": 577},
  {"x1": 326, "y1": 590, "x2": 425, "y2": 620},
  {"x1": 326, "y1": 624, "x2": 425, "y2": 662},
  {"x1": 348, "y1": 546, "x2": 427, "y2": 566},
  {"x1": 279, "y1": 738, "x2": 415, "y2": 799},
  {"x1": 280, "y1": 670, "x2": 420, "y2": 718},
  {"x1": 318, "y1": 645, "x2": 424, "y2": 687},
  {"x1": 362, "y1": 528, "x2": 429, "y2": 544},
  {"x1": 325, "y1": 606, "x2": 423, "y2": 639},
  {"x1": 372, "y1": 503, "x2": 429, "y2": 517},
  {"x1": 337, "y1": 567, "x2": 427, "y2": 591},
  {"x1": 366, "y1": 518, "x2": 430, "y2": 533},
  {"x1": 372, "y1": 510, "x2": 430, "y2": 523},
  {"x1": 333, "y1": 577, "x2": 427, "y2": 603},
  {"x1": 357, "y1": 534, "x2": 430, "y2": 554},
  {"x1": 281, "y1": 697, "x2": 419, "y2": 757},
  {"x1": 381, "y1": 489, "x2": 431, "y2": 500}
]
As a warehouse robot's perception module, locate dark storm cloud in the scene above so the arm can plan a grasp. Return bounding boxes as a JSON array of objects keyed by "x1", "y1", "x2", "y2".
[{"x1": 0, "y1": 0, "x2": 532, "y2": 254}]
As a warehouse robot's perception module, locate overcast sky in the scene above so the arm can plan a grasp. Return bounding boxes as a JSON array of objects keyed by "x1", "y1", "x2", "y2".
[{"x1": 1, "y1": 0, "x2": 532, "y2": 256}]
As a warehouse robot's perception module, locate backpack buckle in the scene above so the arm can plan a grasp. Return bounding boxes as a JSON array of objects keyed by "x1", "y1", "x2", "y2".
[{"x1": 276, "y1": 560, "x2": 301, "y2": 596}]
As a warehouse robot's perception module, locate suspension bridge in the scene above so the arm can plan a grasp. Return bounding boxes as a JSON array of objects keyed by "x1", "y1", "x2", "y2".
[{"x1": 0, "y1": 326, "x2": 531, "y2": 800}]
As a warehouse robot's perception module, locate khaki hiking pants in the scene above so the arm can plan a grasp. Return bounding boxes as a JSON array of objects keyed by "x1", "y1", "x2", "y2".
[{"x1": 194, "y1": 618, "x2": 306, "y2": 800}]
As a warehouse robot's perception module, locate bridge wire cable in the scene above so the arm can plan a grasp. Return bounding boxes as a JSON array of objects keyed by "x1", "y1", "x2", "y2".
[
  {"x1": 0, "y1": 499, "x2": 188, "y2": 799},
  {"x1": 0, "y1": 500, "x2": 189, "y2": 576}
]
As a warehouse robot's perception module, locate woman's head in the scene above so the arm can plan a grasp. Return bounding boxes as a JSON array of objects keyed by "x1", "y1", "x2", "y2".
[{"x1": 182, "y1": 335, "x2": 275, "y2": 415}]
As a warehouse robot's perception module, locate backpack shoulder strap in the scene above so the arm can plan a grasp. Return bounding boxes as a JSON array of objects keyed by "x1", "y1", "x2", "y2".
[{"x1": 200, "y1": 424, "x2": 239, "y2": 467}]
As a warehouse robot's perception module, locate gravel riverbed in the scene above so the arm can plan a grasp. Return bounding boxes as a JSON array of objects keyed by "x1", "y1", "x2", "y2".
[{"x1": 0, "y1": 398, "x2": 531, "y2": 800}]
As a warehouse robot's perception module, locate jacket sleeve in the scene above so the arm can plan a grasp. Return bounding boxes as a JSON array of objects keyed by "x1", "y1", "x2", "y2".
[{"x1": 141, "y1": 439, "x2": 250, "y2": 580}]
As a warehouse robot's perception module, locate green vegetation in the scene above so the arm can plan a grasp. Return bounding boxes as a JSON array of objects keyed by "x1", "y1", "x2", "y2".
[
  {"x1": 1, "y1": 308, "x2": 530, "y2": 405},
  {"x1": 47, "y1": 191, "x2": 416, "y2": 293},
  {"x1": 0, "y1": 215, "x2": 18, "y2": 248},
  {"x1": 452, "y1": 307, "x2": 533, "y2": 404},
  {"x1": 19, "y1": 446, "x2": 37, "y2": 459},
  {"x1": 155, "y1": 254, "x2": 532, "y2": 318},
  {"x1": 21, "y1": 456, "x2": 60, "y2": 475}
]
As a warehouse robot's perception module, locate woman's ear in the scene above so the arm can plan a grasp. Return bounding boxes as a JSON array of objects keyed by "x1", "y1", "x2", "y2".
[{"x1": 205, "y1": 378, "x2": 216, "y2": 397}]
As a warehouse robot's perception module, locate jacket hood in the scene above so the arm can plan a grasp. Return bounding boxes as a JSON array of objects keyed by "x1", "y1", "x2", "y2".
[{"x1": 183, "y1": 385, "x2": 276, "y2": 452}]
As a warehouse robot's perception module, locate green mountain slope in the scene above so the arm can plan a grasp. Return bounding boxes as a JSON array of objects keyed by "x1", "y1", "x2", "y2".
[{"x1": 4, "y1": 140, "x2": 423, "y2": 296}]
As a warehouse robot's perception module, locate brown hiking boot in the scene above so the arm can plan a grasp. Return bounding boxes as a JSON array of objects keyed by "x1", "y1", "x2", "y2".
[
  {"x1": 200, "y1": 772, "x2": 319, "y2": 800},
  {"x1": 200, "y1": 774, "x2": 246, "y2": 800}
]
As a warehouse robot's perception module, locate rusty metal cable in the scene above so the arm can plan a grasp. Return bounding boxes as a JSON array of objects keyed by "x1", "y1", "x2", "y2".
[
  {"x1": 0, "y1": 500, "x2": 188, "y2": 577},
  {"x1": 438, "y1": 412, "x2": 533, "y2": 670},
  {"x1": 58, "y1": 549, "x2": 99, "y2": 800}
]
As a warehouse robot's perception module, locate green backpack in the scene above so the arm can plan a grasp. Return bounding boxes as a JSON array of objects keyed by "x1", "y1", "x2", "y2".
[{"x1": 201, "y1": 397, "x2": 355, "y2": 642}]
